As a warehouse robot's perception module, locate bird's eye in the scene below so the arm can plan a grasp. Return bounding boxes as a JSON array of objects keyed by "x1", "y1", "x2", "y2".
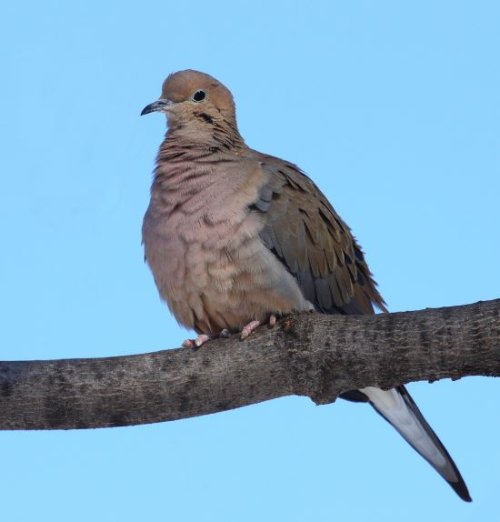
[{"x1": 192, "y1": 90, "x2": 206, "y2": 102}]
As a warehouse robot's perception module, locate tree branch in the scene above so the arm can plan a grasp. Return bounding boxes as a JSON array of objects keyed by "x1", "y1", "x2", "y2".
[{"x1": 1, "y1": 299, "x2": 499, "y2": 430}]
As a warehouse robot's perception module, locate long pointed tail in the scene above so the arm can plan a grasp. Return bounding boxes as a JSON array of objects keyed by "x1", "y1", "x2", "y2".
[{"x1": 360, "y1": 385, "x2": 471, "y2": 502}]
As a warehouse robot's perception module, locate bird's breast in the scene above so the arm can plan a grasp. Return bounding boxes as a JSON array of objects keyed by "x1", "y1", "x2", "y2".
[{"x1": 142, "y1": 161, "x2": 311, "y2": 334}]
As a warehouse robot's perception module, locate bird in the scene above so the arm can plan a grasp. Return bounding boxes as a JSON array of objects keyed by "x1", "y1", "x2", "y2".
[{"x1": 140, "y1": 69, "x2": 471, "y2": 502}]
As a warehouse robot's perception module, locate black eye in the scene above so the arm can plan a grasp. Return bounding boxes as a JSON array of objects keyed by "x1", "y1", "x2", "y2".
[{"x1": 192, "y1": 90, "x2": 206, "y2": 102}]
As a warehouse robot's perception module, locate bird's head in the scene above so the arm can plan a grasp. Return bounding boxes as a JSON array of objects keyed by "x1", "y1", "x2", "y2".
[{"x1": 141, "y1": 70, "x2": 237, "y2": 130}]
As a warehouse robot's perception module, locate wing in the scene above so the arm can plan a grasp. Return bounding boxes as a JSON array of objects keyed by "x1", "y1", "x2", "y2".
[{"x1": 252, "y1": 153, "x2": 387, "y2": 316}]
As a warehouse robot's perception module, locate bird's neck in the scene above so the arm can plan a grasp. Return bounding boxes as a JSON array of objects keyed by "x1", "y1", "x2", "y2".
[
  {"x1": 162, "y1": 115, "x2": 246, "y2": 155},
  {"x1": 151, "y1": 119, "x2": 247, "y2": 190}
]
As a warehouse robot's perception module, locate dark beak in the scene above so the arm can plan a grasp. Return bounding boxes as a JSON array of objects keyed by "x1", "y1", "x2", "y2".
[{"x1": 140, "y1": 99, "x2": 171, "y2": 116}]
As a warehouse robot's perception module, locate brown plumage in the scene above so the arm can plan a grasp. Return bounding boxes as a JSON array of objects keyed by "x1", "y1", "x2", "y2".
[{"x1": 141, "y1": 70, "x2": 471, "y2": 501}]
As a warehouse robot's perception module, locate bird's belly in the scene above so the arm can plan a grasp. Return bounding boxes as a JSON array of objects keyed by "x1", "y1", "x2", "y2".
[{"x1": 143, "y1": 213, "x2": 312, "y2": 334}]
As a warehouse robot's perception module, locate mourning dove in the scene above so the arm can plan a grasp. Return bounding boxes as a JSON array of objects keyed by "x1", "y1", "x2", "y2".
[{"x1": 141, "y1": 70, "x2": 471, "y2": 501}]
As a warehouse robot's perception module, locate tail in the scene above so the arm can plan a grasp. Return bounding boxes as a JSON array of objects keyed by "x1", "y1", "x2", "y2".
[{"x1": 360, "y1": 385, "x2": 471, "y2": 502}]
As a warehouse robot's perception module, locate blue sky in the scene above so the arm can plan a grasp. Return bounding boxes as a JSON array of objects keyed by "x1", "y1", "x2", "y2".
[{"x1": 1, "y1": 1, "x2": 498, "y2": 520}]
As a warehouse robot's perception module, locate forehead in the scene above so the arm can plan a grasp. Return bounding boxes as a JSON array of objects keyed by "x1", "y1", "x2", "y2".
[{"x1": 161, "y1": 71, "x2": 222, "y2": 102}]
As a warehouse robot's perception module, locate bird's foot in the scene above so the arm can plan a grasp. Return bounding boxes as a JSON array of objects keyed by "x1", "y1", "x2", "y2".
[
  {"x1": 240, "y1": 320, "x2": 261, "y2": 340},
  {"x1": 182, "y1": 334, "x2": 211, "y2": 349},
  {"x1": 240, "y1": 314, "x2": 277, "y2": 340},
  {"x1": 182, "y1": 329, "x2": 232, "y2": 349},
  {"x1": 183, "y1": 315, "x2": 278, "y2": 346}
]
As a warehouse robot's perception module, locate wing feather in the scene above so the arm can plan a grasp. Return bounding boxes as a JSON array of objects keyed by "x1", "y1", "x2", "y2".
[{"x1": 253, "y1": 154, "x2": 386, "y2": 315}]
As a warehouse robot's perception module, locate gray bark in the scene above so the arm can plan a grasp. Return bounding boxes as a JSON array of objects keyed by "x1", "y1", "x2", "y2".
[{"x1": 0, "y1": 299, "x2": 499, "y2": 430}]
